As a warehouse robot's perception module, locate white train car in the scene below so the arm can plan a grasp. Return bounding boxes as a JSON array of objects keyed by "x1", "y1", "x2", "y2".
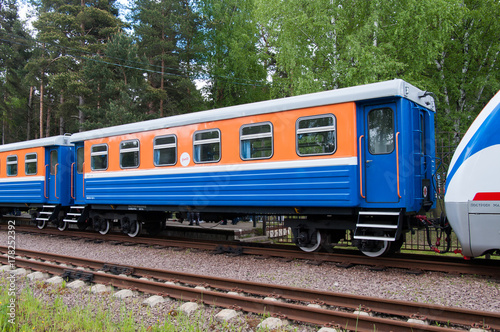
[{"x1": 445, "y1": 90, "x2": 500, "y2": 257}]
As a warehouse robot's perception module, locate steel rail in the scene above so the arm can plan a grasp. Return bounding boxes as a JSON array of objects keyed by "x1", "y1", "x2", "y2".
[
  {"x1": 2, "y1": 246, "x2": 499, "y2": 330},
  {"x1": 1, "y1": 254, "x2": 473, "y2": 332},
  {"x1": 7, "y1": 225, "x2": 500, "y2": 278}
]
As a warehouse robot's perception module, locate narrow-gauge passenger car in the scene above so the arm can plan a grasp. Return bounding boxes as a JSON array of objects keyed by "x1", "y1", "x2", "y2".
[
  {"x1": 63, "y1": 79, "x2": 436, "y2": 256},
  {"x1": 0, "y1": 135, "x2": 74, "y2": 230},
  {"x1": 445, "y1": 90, "x2": 500, "y2": 257}
]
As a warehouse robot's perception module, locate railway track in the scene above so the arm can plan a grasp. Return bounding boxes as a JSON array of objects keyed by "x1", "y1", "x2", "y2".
[
  {"x1": 1, "y1": 246, "x2": 498, "y2": 331},
  {"x1": 6, "y1": 224, "x2": 500, "y2": 278}
]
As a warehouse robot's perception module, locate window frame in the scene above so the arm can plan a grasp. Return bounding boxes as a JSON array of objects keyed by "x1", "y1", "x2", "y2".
[
  {"x1": 120, "y1": 139, "x2": 140, "y2": 169},
  {"x1": 6, "y1": 155, "x2": 18, "y2": 176},
  {"x1": 193, "y1": 129, "x2": 221, "y2": 164},
  {"x1": 296, "y1": 114, "x2": 337, "y2": 157},
  {"x1": 25, "y1": 153, "x2": 38, "y2": 175},
  {"x1": 76, "y1": 147, "x2": 84, "y2": 174},
  {"x1": 50, "y1": 150, "x2": 58, "y2": 175},
  {"x1": 90, "y1": 144, "x2": 109, "y2": 171},
  {"x1": 154, "y1": 134, "x2": 177, "y2": 167},
  {"x1": 367, "y1": 107, "x2": 395, "y2": 155},
  {"x1": 240, "y1": 122, "x2": 274, "y2": 160}
]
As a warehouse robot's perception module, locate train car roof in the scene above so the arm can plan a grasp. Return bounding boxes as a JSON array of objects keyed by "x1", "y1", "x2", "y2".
[
  {"x1": 70, "y1": 79, "x2": 436, "y2": 142},
  {"x1": 0, "y1": 135, "x2": 71, "y2": 153}
]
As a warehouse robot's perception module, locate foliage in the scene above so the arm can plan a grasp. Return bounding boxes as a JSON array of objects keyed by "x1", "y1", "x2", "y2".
[
  {"x1": 0, "y1": 0, "x2": 498, "y2": 142},
  {"x1": 0, "y1": 0, "x2": 33, "y2": 143},
  {"x1": 131, "y1": 0, "x2": 205, "y2": 117},
  {"x1": 198, "y1": 0, "x2": 270, "y2": 108}
]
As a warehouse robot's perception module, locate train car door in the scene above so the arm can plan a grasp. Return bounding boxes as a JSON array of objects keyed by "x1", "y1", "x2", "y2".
[
  {"x1": 47, "y1": 147, "x2": 59, "y2": 203},
  {"x1": 363, "y1": 103, "x2": 400, "y2": 203},
  {"x1": 73, "y1": 143, "x2": 85, "y2": 203}
]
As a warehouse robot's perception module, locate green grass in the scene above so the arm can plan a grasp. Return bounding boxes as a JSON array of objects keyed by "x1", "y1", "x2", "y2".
[
  {"x1": 1, "y1": 282, "x2": 154, "y2": 331},
  {"x1": 0, "y1": 277, "x2": 276, "y2": 332}
]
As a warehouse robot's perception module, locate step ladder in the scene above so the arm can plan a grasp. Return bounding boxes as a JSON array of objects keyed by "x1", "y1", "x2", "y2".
[
  {"x1": 353, "y1": 210, "x2": 403, "y2": 242},
  {"x1": 36, "y1": 205, "x2": 59, "y2": 223},
  {"x1": 63, "y1": 206, "x2": 87, "y2": 224}
]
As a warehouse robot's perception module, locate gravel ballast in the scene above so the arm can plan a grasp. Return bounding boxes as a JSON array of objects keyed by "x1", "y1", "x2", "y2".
[{"x1": 2, "y1": 231, "x2": 499, "y2": 316}]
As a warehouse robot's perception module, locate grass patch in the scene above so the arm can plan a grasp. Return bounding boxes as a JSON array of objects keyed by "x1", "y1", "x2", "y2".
[
  {"x1": 0, "y1": 277, "x2": 277, "y2": 332},
  {"x1": 1, "y1": 282, "x2": 154, "y2": 331}
]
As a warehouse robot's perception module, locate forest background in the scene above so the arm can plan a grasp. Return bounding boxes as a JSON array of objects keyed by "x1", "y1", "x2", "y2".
[{"x1": 0, "y1": 0, "x2": 499, "y2": 145}]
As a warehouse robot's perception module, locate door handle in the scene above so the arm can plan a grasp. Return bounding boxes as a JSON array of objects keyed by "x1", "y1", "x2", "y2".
[{"x1": 366, "y1": 160, "x2": 373, "y2": 163}]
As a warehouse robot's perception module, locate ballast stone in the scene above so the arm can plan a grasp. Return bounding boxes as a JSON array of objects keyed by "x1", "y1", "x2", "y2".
[
  {"x1": 179, "y1": 302, "x2": 199, "y2": 316},
  {"x1": 66, "y1": 280, "x2": 86, "y2": 289},
  {"x1": 0, "y1": 265, "x2": 11, "y2": 272},
  {"x1": 215, "y1": 309, "x2": 239, "y2": 322},
  {"x1": 407, "y1": 318, "x2": 429, "y2": 325},
  {"x1": 113, "y1": 289, "x2": 135, "y2": 299},
  {"x1": 318, "y1": 328, "x2": 339, "y2": 332},
  {"x1": 11, "y1": 268, "x2": 28, "y2": 276},
  {"x1": 353, "y1": 310, "x2": 372, "y2": 317},
  {"x1": 90, "y1": 284, "x2": 111, "y2": 294},
  {"x1": 257, "y1": 317, "x2": 289, "y2": 330},
  {"x1": 143, "y1": 295, "x2": 165, "y2": 307},
  {"x1": 45, "y1": 276, "x2": 64, "y2": 285},
  {"x1": 27, "y1": 271, "x2": 49, "y2": 281}
]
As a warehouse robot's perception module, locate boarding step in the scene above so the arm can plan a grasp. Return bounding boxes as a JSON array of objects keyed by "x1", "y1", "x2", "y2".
[
  {"x1": 63, "y1": 205, "x2": 89, "y2": 223},
  {"x1": 35, "y1": 205, "x2": 61, "y2": 223},
  {"x1": 353, "y1": 209, "x2": 403, "y2": 242}
]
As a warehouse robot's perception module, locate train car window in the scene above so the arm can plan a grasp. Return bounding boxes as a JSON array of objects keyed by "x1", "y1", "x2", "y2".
[
  {"x1": 154, "y1": 135, "x2": 177, "y2": 166},
  {"x1": 77, "y1": 147, "x2": 84, "y2": 174},
  {"x1": 296, "y1": 114, "x2": 336, "y2": 156},
  {"x1": 25, "y1": 153, "x2": 37, "y2": 175},
  {"x1": 193, "y1": 129, "x2": 221, "y2": 163},
  {"x1": 120, "y1": 139, "x2": 140, "y2": 169},
  {"x1": 50, "y1": 150, "x2": 58, "y2": 175},
  {"x1": 6, "y1": 155, "x2": 18, "y2": 176},
  {"x1": 240, "y1": 122, "x2": 273, "y2": 160},
  {"x1": 368, "y1": 108, "x2": 394, "y2": 154},
  {"x1": 91, "y1": 144, "x2": 108, "y2": 171}
]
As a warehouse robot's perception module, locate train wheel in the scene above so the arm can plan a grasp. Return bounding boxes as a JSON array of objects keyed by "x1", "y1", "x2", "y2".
[
  {"x1": 94, "y1": 216, "x2": 111, "y2": 235},
  {"x1": 57, "y1": 220, "x2": 68, "y2": 231},
  {"x1": 297, "y1": 230, "x2": 324, "y2": 253},
  {"x1": 99, "y1": 220, "x2": 111, "y2": 235},
  {"x1": 36, "y1": 219, "x2": 46, "y2": 230},
  {"x1": 358, "y1": 239, "x2": 391, "y2": 257},
  {"x1": 127, "y1": 220, "x2": 141, "y2": 238}
]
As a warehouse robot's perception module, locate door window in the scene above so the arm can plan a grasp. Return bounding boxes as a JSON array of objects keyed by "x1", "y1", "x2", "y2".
[
  {"x1": 368, "y1": 108, "x2": 394, "y2": 155},
  {"x1": 77, "y1": 147, "x2": 84, "y2": 174},
  {"x1": 50, "y1": 150, "x2": 58, "y2": 175}
]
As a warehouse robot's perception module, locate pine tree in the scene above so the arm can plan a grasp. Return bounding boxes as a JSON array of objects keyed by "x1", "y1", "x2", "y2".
[
  {"x1": 0, "y1": 0, "x2": 33, "y2": 143},
  {"x1": 132, "y1": 0, "x2": 205, "y2": 117}
]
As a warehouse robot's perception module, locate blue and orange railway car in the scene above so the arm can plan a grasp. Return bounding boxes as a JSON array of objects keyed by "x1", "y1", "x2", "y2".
[
  {"x1": 62, "y1": 79, "x2": 437, "y2": 256},
  {"x1": 0, "y1": 135, "x2": 73, "y2": 229}
]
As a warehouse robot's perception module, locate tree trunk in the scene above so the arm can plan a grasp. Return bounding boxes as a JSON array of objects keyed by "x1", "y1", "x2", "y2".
[{"x1": 39, "y1": 76, "x2": 44, "y2": 138}]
